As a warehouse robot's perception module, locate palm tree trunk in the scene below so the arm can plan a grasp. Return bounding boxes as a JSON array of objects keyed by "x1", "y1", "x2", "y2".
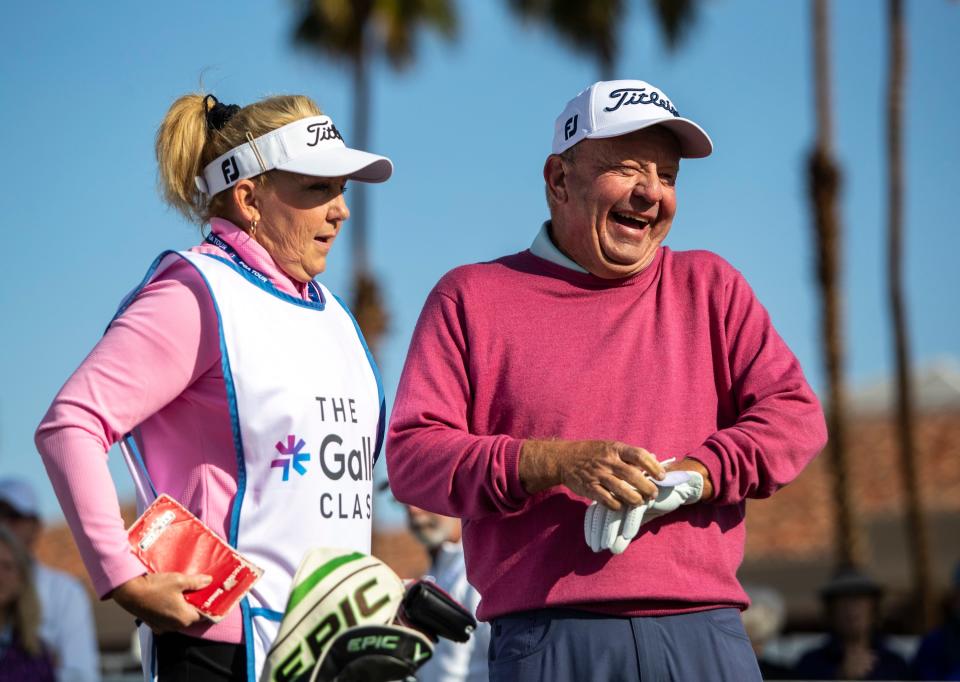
[
  {"x1": 348, "y1": 23, "x2": 388, "y2": 356},
  {"x1": 352, "y1": 34, "x2": 371, "y2": 276},
  {"x1": 887, "y1": 0, "x2": 933, "y2": 630},
  {"x1": 809, "y1": 0, "x2": 863, "y2": 571},
  {"x1": 600, "y1": 54, "x2": 614, "y2": 81}
]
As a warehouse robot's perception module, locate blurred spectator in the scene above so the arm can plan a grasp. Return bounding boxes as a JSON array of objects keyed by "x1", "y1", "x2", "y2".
[
  {"x1": 792, "y1": 567, "x2": 910, "y2": 680},
  {"x1": 0, "y1": 525, "x2": 55, "y2": 681},
  {"x1": 406, "y1": 504, "x2": 489, "y2": 682},
  {"x1": 911, "y1": 561, "x2": 960, "y2": 681},
  {"x1": 0, "y1": 478, "x2": 99, "y2": 682},
  {"x1": 742, "y1": 585, "x2": 792, "y2": 680}
]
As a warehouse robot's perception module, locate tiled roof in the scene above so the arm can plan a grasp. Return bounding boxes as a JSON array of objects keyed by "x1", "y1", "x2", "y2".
[{"x1": 744, "y1": 410, "x2": 960, "y2": 561}]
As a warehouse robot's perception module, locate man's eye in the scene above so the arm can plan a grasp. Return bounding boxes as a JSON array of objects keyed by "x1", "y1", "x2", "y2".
[{"x1": 309, "y1": 182, "x2": 348, "y2": 194}]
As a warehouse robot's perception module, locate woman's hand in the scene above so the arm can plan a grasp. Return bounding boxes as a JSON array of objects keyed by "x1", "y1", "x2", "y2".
[{"x1": 111, "y1": 572, "x2": 211, "y2": 633}]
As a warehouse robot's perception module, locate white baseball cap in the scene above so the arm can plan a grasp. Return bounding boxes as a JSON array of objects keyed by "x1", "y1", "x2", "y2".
[
  {"x1": 552, "y1": 79, "x2": 713, "y2": 158},
  {"x1": 195, "y1": 114, "x2": 393, "y2": 197},
  {"x1": 0, "y1": 478, "x2": 40, "y2": 518}
]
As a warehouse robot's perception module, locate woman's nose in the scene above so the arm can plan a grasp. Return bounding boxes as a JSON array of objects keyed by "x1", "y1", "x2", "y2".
[{"x1": 333, "y1": 191, "x2": 350, "y2": 221}]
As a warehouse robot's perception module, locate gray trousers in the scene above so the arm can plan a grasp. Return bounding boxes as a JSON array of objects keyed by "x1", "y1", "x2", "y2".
[{"x1": 488, "y1": 607, "x2": 762, "y2": 682}]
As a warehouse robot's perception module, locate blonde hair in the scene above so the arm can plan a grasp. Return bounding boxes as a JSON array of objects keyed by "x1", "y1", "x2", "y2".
[
  {"x1": 156, "y1": 94, "x2": 322, "y2": 224},
  {"x1": 0, "y1": 526, "x2": 44, "y2": 657}
]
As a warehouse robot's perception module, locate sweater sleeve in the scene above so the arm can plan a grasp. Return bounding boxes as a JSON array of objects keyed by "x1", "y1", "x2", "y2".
[
  {"x1": 34, "y1": 260, "x2": 221, "y2": 598},
  {"x1": 686, "y1": 270, "x2": 827, "y2": 505},
  {"x1": 386, "y1": 286, "x2": 528, "y2": 520}
]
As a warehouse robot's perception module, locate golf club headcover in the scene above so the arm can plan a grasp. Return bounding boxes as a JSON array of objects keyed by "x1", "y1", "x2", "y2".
[
  {"x1": 261, "y1": 549, "x2": 406, "y2": 682},
  {"x1": 308, "y1": 624, "x2": 433, "y2": 682},
  {"x1": 398, "y1": 579, "x2": 477, "y2": 643}
]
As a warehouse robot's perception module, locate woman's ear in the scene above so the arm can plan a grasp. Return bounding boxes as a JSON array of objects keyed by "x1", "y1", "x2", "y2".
[{"x1": 231, "y1": 179, "x2": 261, "y2": 226}]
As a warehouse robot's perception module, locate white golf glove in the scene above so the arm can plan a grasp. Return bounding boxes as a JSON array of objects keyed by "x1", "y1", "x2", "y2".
[{"x1": 583, "y1": 470, "x2": 704, "y2": 555}]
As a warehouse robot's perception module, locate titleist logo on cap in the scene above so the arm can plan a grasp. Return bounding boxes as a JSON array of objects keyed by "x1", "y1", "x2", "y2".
[{"x1": 604, "y1": 87, "x2": 679, "y2": 116}]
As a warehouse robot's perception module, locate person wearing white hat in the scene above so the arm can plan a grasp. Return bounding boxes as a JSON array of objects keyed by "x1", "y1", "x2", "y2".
[
  {"x1": 35, "y1": 93, "x2": 392, "y2": 681},
  {"x1": 0, "y1": 477, "x2": 100, "y2": 682},
  {"x1": 387, "y1": 79, "x2": 826, "y2": 681}
]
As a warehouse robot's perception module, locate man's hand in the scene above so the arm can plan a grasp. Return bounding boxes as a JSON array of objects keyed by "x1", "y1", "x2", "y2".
[
  {"x1": 110, "y1": 572, "x2": 210, "y2": 633},
  {"x1": 641, "y1": 470, "x2": 704, "y2": 524},
  {"x1": 519, "y1": 439, "x2": 666, "y2": 509},
  {"x1": 666, "y1": 458, "x2": 714, "y2": 501}
]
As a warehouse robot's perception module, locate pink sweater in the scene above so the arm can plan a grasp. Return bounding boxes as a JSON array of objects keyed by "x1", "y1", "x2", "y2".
[
  {"x1": 35, "y1": 219, "x2": 311, "y2": 643},
  {"x1": 387, "y1": 246, "x2": 827, "y2": 621}
]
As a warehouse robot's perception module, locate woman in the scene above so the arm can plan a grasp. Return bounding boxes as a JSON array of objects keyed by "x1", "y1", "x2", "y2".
[
  {"x1": 0, "y1": 527, "x2": 55, "y2": 682},
  {"x1": 35, "y1": 93, "x2": 392, "y2": 681}
]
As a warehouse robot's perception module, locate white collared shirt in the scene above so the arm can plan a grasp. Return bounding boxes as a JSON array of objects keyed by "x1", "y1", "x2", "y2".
[{"x1": 529, "y1": 221, "x2": 588, "y2": 273}]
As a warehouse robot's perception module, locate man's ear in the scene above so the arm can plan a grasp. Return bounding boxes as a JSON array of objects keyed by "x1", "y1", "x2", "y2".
[
  {"x1": 231, "y1": 179, "x2": 261, "y2": 225},
  {"x1": 543, "y1": 154, "x2": 569, "y2": 205}
]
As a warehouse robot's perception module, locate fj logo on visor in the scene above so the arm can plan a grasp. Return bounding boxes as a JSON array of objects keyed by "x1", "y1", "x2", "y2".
[{"x1": 221, "y1": 156, "x2": 239, "y2": 184}]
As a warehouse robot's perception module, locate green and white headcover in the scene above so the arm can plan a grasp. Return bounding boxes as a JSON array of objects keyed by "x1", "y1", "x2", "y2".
[{"x1": 261, "y1": 548, "x2": 405, "y2": 682}]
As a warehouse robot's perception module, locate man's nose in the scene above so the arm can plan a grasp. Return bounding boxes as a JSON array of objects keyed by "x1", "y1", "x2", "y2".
[{"x1": 632, "y1": 171, "x2": 663, "y2": 203}]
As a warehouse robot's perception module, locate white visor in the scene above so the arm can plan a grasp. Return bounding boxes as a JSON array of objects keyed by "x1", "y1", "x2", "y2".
[{"x1": 195, "y1": 115, "x2": 393, "y2": 196}]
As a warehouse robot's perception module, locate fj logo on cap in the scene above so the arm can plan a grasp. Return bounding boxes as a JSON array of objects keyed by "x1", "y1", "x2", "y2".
[
  {"x1": 221, "y1": 157, "x2": 240, "y2": 184},
  {"x1": 605, "y1": 88, "x2": 679, "y2": 116},
  {"x1": 307, "y1": 122, "x2": 343, "y2": 147},
  {"x1": 564, "y1": 114, "x2": 579, "y2": 141}
]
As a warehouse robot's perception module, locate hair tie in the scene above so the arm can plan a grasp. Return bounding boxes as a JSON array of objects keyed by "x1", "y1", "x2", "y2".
[{"x1": 203, "y1": 94, "x2": 240, "y2": 133}]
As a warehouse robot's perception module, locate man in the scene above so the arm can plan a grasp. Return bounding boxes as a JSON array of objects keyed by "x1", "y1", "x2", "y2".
[
  {"x1": 0, "y1": 478, "x2": 100, "y2": 682},
  {"x1": 405, "y1": 504, "x2": 489, "y2": 682},
  {"x1": 793, "y1": 569, "x2": 909, "y2": 681},
  {"x1": 386, "y1": 79, "x2": 826, "y2": 681}
]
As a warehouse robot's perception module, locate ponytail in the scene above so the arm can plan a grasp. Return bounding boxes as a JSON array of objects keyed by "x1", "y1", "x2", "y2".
[{"x1": 155, "y1": 93, "x2": 323, "y2": 225}]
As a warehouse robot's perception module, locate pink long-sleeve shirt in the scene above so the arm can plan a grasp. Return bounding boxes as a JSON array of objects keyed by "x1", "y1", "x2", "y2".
[
  {"x1": 387, "y1": 245, "x2": 827, "y2": 621},
  {"x1": 35, "y1": 218, "x2": 312, "y2": 643}
]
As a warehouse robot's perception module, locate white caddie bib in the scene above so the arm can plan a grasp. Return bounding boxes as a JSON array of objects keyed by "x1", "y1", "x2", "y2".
[{"x1": 118, "y1": 248, "x2": 383, "y2": 682}]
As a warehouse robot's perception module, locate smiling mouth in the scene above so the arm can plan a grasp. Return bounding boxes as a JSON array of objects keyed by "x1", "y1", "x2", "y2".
[
  {"x1": 313, "y1": 235, "x2": 334, "y2": 244},
  {"x1": 610, "y1": 211, "x2": 651, "y2": 230}
]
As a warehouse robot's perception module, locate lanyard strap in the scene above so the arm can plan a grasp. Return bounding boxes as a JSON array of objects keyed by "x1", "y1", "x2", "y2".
[{"x1": 204, "y1": 233, "x2": 323, "y2": 303}]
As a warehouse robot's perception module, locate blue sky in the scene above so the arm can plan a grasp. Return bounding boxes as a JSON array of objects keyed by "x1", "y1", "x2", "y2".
[{"x1": 1, "y1": 1, "x2": 957, "y2": 528}]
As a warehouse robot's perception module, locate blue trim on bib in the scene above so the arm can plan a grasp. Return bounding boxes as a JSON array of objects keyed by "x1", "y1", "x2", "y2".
[
  {"x1": 109, "y1": 251, "x2": 173, "y2": 329},
  {"x1": 250, "y1": 607, "x2": 284, "y2": 622},
  {"x1": 111, "y1": 252, "x2": 182, "y2": 506},
  {"x1": 199, "y1": 253, "x2": 328, "y2": 311},
  {"x1": 179, "y1": 257, "x2": 248, "y2": 547},
  {"x1": 332, "y1": 293, "x2": 386, "y2": 462},
  {"x1": 241, "y1": 598, "x2": 256, "y2": 682},
  {"x1": 119, "y1": 251, "x2": 249, "y2": 547}
]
